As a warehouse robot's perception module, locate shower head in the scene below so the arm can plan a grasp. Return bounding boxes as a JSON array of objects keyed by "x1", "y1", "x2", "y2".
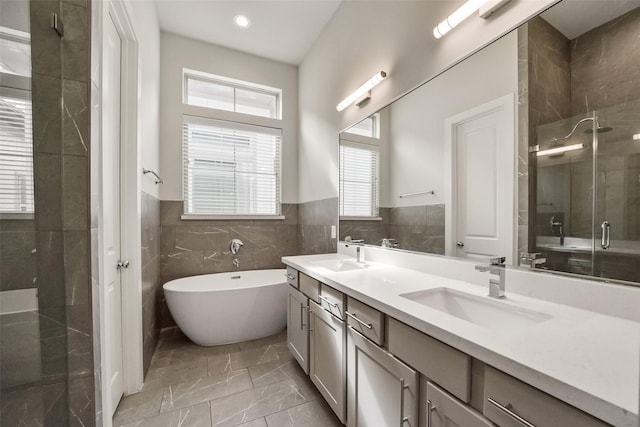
[
  {"x1": 552, "y1": 117, "x2": 612, "y2": 142},
  {"x1": 584, "y1": 125, "x2": 613, "y2": 134}
]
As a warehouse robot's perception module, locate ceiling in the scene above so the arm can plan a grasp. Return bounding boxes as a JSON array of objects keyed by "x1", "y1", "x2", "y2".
[
  {"x1": 154, "y1": 0, "x2": 343, "y2": 65},
  {"x1": 542, "y1": 0, "x2": 640, "y2": 39}
]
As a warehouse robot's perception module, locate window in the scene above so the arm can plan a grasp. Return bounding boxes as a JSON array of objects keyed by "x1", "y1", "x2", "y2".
[
  {"x1": 339, "y1": 143, "x2": 379, "y2": 217},
  {"x1": 183, "y1": 116, "x2": 281, "y2": 216},
  {"x1": 0, "y1": 27, "x2": 32, "y2": 214},
  {"x1": 184, "y1": 70, "x2": 281, "y2": 119},
  {"x1": 343, "y1": 114, "x2": 379, "y2": 138}
]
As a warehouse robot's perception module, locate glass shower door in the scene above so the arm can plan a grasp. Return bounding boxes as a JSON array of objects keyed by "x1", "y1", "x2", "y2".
[
  {"x1": 534, "y1": 112, "x2": 596, "y2": 276},
  {"x1": 592, "y1": 100, "x2": 640, "y2": 282}
]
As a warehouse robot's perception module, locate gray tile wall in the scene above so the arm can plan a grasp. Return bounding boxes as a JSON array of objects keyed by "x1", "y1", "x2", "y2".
[
  {"x1": 571, "y1": 8, "x2": 640, "y2": 115},
  {"x1": 141, "y1": 192, "x2": 161, "y2": 376},
  {"x1": 0, "y1": 219, "x2": 36, "y2": 291},
  {"x1": 159, "y1": 201, "x2": 299, "y2": 328},
  {"x1": 524, "y1": 17, "x2": 571, "y2": 254},
  {"x1": 297, "y1": 197, "x2": 338, "y2": 255},
  {"x1": 339, "y1": 205, "x2": 445, "y2": 254},
  {"x1": 0, "y1": 1, "x2": 94, "y2": 426},
  {"x1": 517, "y1": 25, "x2": 530, "y2": 256}
]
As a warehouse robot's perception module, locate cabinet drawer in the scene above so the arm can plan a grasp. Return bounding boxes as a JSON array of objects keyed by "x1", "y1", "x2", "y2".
[
  {"x1": 345, "y1": 297, "x2": 384, "y2": 345},
  {"x1": 483, "y1": 366, "x2": 609, "y2": 427},
  {"x1": 424, "y1": 381, "x2": 493, "y2": 427},
  {"x1": 387, "y1": 318, "x2": 471, "y2": 403},
  {"x1": 299, "y1": 273, "x2": 320, "y2": 302},
  {"x1": 286, "y1": 266, "x2": 298, "y2": 288},
  {"x1": 319, "y1": 284, "x2": 344, "y2": 319}
]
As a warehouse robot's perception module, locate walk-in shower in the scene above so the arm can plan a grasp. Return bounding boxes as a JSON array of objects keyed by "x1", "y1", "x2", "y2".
[{"x1": 533, "y1": 101, "x2": 640, "y2": 282}]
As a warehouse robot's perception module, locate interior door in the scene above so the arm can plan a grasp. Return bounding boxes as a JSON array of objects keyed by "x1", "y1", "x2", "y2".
[
  {"x1": 448, "y1": 95, "x2": 514, "y2": 263},
  {"x1": 104, "y1": 11, "x2": 124, "y2": 414}
]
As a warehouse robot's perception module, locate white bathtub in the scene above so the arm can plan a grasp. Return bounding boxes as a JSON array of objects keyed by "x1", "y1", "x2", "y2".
[{"x1": 163, "y1": 269, "x2": 288, "y2": 346}]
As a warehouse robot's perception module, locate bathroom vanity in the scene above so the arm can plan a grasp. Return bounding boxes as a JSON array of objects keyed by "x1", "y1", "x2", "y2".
[{"x1": 282, "y1": 251, "x2": 639, "y2": 427}]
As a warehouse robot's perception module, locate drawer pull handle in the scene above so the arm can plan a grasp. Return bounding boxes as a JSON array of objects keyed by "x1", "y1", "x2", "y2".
[
  {"x1": 300, "y1": 305, "x2": 309, "y2": 329},
  {"x1": 426, "y1": 399, "x2": 436, "y2": 427},
  {"x1": 318, "y1": 294, "x2": 339, "y2": 307},
  {"x1": 488, "y1": 397, "x2": 536, "y2": 427},
  {"x1": 285, "y1": 273, "x2": 296, "y2": 281},
  {"x1": 400, "y1": 378, "x2": 409, "y2": 425},
  {"x1": 346, "y1": 311, "x2": 373, "y2": 329}
]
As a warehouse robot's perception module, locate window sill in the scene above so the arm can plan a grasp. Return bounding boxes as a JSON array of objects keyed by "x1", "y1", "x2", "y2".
[
  {"x1": 0, "y1": 212, "x2": 34, "y2": 220},
  {"x1": 181, "y1": 214, "x2": 286, "y2": 221},
  {"x1": 339, "y1": 216, "x2": 382, "y2": 221}
]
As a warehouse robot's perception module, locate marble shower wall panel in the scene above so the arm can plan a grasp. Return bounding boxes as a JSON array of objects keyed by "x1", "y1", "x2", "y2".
[
  {"x1": 517, "y1": 25, "x2": 530, "y2": 255},
  {"x1": 141, "y1": 191, "x2": 161, "y2": 376},
  {"x1": 571, "y1": 8, "x2": 640, "y2": 115},
  {"x1": 527, "y1": 16, "x2": 571, "y2": 129},
  {"x1": 0, "y1": 1, "x2": 96, "y2": 426},
  {"x1": 298, "y1": 197, "x2": 338, "y2": 255},
  {"x1": 159, "y1": 201, "x2": 299, "y2": 327}
]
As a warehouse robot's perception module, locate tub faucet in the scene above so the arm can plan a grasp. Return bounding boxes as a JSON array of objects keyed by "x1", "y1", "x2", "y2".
[
  {"x1": 233, "y1": 258, "x2": 240, "y2": 270},
  {"x1": 229, "y1": 239, "x2": 243, "y2": 255},
  {"x1": 475, "y1": 257, "x2": 506, "y2": 299}
]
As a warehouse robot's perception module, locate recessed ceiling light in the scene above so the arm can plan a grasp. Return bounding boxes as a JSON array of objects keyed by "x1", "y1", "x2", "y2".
[{"x1": 233, "y1": 15, "x2": 251, "y2": 29}]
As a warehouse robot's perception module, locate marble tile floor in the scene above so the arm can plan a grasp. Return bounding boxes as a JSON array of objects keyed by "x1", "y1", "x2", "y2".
[{"x1": 113, "y1": 328, "x2": 342, "y2": 427}]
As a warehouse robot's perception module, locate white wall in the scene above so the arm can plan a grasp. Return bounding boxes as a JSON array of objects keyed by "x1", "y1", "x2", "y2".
[
  {"x1": 126, "y1": 1, "x2": 162, "y2": 198},
  {"x1": 159, "y1": 32, "x2": 299, "y2": 202},
  {"x1": 388, "y1": 31, "x2": 518, "y2": 207},
  {"x1": 298, "y1": 0, "x2": 557, "y2": 203},
  {"x1": 126, "y1": 0, "x2": 161, "y2": 199}
]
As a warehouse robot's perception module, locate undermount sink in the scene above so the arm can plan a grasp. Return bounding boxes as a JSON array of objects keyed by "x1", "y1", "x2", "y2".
[
  {"x1": 311, "y1": 259, "x2": 370, "y2": 272},
  {"x1": 400, "y1": 287, "x2": 551, "y2": 334}
]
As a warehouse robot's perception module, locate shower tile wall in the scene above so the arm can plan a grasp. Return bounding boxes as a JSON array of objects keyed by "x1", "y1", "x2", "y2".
[
  {"x1": 339, "y1": 205, "x2": 445, "y2": 254},
  {"x1": 524, "y1": 16, "x2": 571, "y2": 252},
  {"x1": 298, "y1": 197, "x2": 338, "y2": 255},
  {"x1": 141, "y1": 192, "x2": 161, "y2": 375},
  {"x1": 0, "y1": 1, "x2": 94, "y2": 426},
  {"x1": 571, "y1": 8, "x2": 640, "y2": 114},
  {"x1": 159, "y1": 201, "x2": 299, "y2": 327}
]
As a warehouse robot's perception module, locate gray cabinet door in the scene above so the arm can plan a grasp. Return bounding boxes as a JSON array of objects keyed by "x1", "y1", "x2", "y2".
[
  {"x1": 347, "y1": 326, "x2": 419, "y2": 427},
  {"x1": 309, "y1": 300, "x2": 345, "y2": 422},
  {"x1": 287, "y1": 285, "x2": 309, "y2": 374},
  {"x1": 424, "y1": 381, "x2": 493, "y2": 427}
]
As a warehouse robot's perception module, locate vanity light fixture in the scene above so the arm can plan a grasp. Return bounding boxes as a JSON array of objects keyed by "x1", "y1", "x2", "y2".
[
  {"x1": 633, "y1": 133, "x2": 640, "y2": 141},
  {"x1": 536, "y1": 143, "x2": 584, "y2": 157},
  {"x1": 233, "y1": 15, "x2": 251, "y2": 28},
  {"x1": 336, "y1": 71, "x2": 387, "y2": 112},
  {"x1": 433, "y1": 0, "x2": 511, "y2": 39}
]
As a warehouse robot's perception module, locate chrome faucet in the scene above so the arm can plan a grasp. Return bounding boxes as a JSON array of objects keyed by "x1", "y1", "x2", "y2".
[
  {"x1": 519, "y1": 252, "x2": 546, "y2": 270},
  {"x1": 381, "y1": 238, "x2": 399, "y2": 248},
  {"x1": 233, "y1": 258, "x2": 240, "y2": 270},
  {"x1": 345, "y1": 236, "x2": 365, "y2": 263},
  {"x1": 475, "y1": 257, "x2": 506, "y2": 299},
  {"x1": 229, "y1": 239, "x2": 243, "y2": 255}
]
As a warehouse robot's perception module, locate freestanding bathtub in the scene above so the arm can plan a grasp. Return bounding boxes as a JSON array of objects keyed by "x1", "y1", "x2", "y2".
[{"x1": 163, "y1": 269, "x2": 288, "y2": 346}]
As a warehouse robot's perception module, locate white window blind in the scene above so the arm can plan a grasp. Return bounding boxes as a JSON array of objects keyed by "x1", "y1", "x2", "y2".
[
  {"x1": 183, "y1": 116, "x2": 281, "y2": 216},
  {"x1": 340, "y1": 143, "x2": 379, "y2": 217},
  {"x1": 0, "y1": 90, "x2": 33, "y2": 213}
]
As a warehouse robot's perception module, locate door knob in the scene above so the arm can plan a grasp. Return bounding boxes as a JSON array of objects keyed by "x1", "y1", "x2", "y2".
[
  {"x1": 456, "y1": 241, "x2": 464, "y2": 248},
  {"x1": 116, "y1": 260, "x2": 130, "y2": 270}
]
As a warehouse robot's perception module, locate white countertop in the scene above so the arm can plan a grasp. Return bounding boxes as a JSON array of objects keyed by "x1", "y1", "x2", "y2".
[{"x1": 282, "y1": 253, "x2": 640, "y2": 427}]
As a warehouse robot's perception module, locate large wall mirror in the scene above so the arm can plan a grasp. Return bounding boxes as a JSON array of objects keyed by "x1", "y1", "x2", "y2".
[{"x1": 339, "y1": 0, "x2": 640, "y2": 284}]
